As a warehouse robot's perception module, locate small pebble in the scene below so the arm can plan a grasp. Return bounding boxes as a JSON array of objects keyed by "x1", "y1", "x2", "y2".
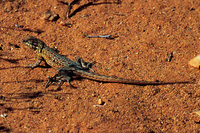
[
  {"x1": 194, "y1": 109, "x2": 200, "y2": 116},
  {"x1": 188, "y1": 55, "x2": 200, "y2": 68},
  {"x1": 98, "y1": 98, "x2": 103, "y2": 105},
  {"x1": 93, "y1": 104, "x2": 102, "y2": 107},
  {"x1": 59, "y1": 21, "x2": 72, "y2": 27},
  {"x1": 59, "y1": 21, "x2": 66, "y2": 26},
  {"x1": 43, "y1": 10, "x2": 59, "y2": 21},
  {"x1": 167, "y1": 52, "x2": 173, "y2": 62},
  {"x1": 0, "y1": 114, "x2": 7, "y2": 118}
]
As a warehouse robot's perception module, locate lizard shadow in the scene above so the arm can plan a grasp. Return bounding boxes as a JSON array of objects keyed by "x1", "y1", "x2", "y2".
[
  {"x1": 0, "y1": 91, "x2": 72, "y2": 111},
  {"x1": 1, "y1": 79, "x2": 45, "y2": 84},
  {"x1": 15, "y1": 91, "x2": 44, "y2": 99},
  {"x1": 0, "y1": 65, "x2": 26, "y2": 70},
  {"x1": 0, "y1": 55, "x2": 24, "y2": 64},
  {"x1": 0, "y1": 94, "x2": 43, "y2": 118},
  {"x1": 1, "y1": 26, "x2": 44, "y2": 35}
]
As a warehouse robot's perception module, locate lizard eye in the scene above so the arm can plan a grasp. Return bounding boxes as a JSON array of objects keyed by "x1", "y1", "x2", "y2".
[
  {"x1": 27, "y1": 40, "x2": 32, "y2": 44},
  {"x1": 30, "y1": 39, "x2": 39, "y2": 46}
]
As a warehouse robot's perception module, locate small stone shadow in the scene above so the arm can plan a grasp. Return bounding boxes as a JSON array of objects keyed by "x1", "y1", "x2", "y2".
[
  {"x1": 20, "y1": 28, "x2": 44, "y2": 34},
  {"x1": 195, "y1": 121, "x2": 200, "y2": 124},
  {"x1": 66, "y1": 0, "x2": 122, "y2": 18},
  {"x1": 0, "y1": 124, "x2": 11, "y2": 133}
]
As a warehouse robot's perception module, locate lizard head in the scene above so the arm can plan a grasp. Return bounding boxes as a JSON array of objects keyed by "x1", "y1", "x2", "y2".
[{"x1": 22, "y1": 36, "x2": 45, "y2": 51}]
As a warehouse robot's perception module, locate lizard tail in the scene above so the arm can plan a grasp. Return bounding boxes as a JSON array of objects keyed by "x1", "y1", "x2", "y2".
[{"x1": 74, "y1": 70, "x2": 191, "y2": 85}]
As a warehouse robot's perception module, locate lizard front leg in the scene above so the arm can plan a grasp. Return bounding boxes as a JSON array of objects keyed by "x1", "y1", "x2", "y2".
[{"x1": 25, "y1": 56, "x2": 43, "y2": 68}]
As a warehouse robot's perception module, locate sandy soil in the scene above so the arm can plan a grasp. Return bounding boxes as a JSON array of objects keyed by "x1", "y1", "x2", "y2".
[{"x1": 0, "y1": 0, "x2": 200, "y2": 132}]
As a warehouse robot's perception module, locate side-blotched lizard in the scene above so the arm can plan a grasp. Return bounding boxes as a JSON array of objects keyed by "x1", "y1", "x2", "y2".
[{"x1": 22, "y1": 36, "x2": 192, "y2": 88}]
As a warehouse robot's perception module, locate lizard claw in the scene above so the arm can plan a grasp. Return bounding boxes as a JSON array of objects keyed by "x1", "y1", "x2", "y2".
[
  {"x1": 45, "y1": 75, "x2": 61, "y2": 88},
  {"x1": 45, "y1": 76, "x2": 55, "y2": 88},
  {"x1": 45, "y1": 76, "x2": 52, "y2": 88}
]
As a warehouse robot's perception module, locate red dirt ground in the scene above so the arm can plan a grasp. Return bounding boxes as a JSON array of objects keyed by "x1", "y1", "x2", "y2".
[{"x1": 0, "y1": 0, "x2": 200, "y2": 132}]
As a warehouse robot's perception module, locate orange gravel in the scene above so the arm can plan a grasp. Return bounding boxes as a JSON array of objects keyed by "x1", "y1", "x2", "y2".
[{"x1": 0, "y1": 0, "x2": 200, "y2": 132}]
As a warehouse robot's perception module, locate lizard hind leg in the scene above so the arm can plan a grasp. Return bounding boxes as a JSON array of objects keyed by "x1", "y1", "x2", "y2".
[
  {"x1": 45, "y1": 69, "x2": 74, "y2": 89},
  {"x1": 45, "y1": 74, "x2": 63, "y2": 88},
  {"x1": 57, "y1": 68, "x2": 74, "y2": 87},
  {"x1": 75, "y1": 57, "x2": 101, "y2": 72}
]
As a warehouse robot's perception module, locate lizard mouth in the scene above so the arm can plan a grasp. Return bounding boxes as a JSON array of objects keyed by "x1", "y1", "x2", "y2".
[
  {"x1": 22, "y1": 36, "x2": 35, "y2": 43},
  {"x1": 22, "y1": 39, "x2": 27, "y2": 44}
]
